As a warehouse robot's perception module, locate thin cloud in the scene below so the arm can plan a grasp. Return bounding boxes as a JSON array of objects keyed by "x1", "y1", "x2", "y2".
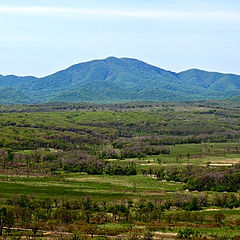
[{"x1": 0, "y1": 5, "x2": 239, "y2": 22}]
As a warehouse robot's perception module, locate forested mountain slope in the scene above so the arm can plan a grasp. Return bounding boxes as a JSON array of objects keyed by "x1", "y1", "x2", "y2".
[{"x1": 1, "y1": 57, "x2": 240, "y2": 104}]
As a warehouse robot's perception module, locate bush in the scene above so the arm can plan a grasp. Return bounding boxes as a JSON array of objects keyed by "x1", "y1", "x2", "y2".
[{"x1": 178, "y1": 228, "x2": 195, "y2": 239}]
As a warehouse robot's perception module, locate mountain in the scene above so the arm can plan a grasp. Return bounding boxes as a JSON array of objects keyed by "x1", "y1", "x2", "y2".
[
  {"x1": 178, "y1": 69, "x2": 240, "y2": 92},
  {"x1": 0, "y1": 57, "x2": 240, "y2": 104},
  {"x1": 229, "y1": 95, "x2": 240, "y2": 102},
  {"x1": 0, "y1": 87, "x2": 34, "y2": 104}
]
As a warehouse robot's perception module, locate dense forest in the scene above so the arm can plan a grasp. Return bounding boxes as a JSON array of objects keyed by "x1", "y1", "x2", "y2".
[{"x1": 1, "y1": 57, "x2": 240, "y2": 104}]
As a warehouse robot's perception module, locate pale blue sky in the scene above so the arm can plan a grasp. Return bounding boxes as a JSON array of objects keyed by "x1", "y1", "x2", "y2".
[{"x1": 0, "y1": 0, "x2": 240, "y2": 76}]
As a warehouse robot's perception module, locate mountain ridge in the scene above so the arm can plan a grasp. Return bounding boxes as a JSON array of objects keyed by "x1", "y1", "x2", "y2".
[{"x1": 0, "y1": 57, "x2": 240, "y2": 104}]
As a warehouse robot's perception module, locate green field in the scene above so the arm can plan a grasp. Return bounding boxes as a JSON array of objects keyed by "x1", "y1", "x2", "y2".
[{"x1": 0, "y1": 102, "x2": 240, "y2": 239}]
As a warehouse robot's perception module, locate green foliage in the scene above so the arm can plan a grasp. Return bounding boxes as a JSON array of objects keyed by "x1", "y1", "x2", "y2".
[
  {"x1": 178, "y1": 228, "x2": 195, "y2": 239},
  {"x1": 214, "y1": 212, "x2": 226, "y2": 224},
  {"x1": 105, "y1": 162, "x2": 137, "y2": 176},
  {"x1": 0, "y1": 102, "x2": 239, "y2": 239},
  {"x1": 230, "y1": 95, "x2": 240, "y2": 102},
  {"x1": 1, "y1": 57, "x2": 240, "y2": 104},
  {"x1": 0, "y1": 87, "x2": 33, "y2": 104},
  {"x1": 186, "y1": 168, "x2": 240, "y2": 192}
]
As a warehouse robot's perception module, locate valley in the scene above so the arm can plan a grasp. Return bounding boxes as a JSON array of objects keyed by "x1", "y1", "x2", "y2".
[{"x1": 0, "y1": 102, "x2": 240, "y2": 239}]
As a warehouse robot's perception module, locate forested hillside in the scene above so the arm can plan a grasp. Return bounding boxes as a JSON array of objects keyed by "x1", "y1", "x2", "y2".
[{"x1": 1, "y1": 57, "x2": 240, "y2": 104}]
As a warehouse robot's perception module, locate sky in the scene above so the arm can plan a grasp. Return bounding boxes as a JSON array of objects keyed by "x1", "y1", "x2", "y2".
[{"x1": 0, "y1": 0, "x2": 240, "y2": 77}]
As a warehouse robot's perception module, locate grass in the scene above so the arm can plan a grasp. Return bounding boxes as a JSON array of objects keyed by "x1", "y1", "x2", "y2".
[
  {"x1": 1, "y1": 142, "x2": 240, "y2": 202},
  {"x1": 1, "y1": 103, "x2": 240, "y2": 239},
  {"x1": 0, "y1": 173, "x2": 184, "y2": 201},
  {"x1": 132, "y1": 142, "x2": 240, "y2": 171},
  {"x1": 1, "y1": 142, "x2": 240, "y2": 239}
]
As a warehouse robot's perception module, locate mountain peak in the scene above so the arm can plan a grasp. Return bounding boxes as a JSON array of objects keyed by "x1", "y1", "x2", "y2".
[
  {"x1": 0, "y1": 57, "x2": 240, "y2": 104},
  {"x1": 104, "y1": 56, "x2": 119, "y2": 61}
]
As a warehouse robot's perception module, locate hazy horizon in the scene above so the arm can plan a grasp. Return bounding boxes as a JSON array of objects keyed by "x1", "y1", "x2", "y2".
[
  {"x1": 0, "y1": 0, "x2": 239, "y2": 77},
  {"x1": 1, "y1": 56, "x2": 240, "y2": 78}
]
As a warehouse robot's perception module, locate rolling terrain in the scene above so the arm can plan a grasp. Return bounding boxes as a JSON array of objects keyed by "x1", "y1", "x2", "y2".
[
  {"x1": 0, "y1": 102, "x2": 240, "y2": 239},
  {"x1": 1, "y1": 57, "x2": 240, "y2": 104}
]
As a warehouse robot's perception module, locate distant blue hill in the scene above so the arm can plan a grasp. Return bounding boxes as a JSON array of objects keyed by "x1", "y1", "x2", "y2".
[{"x1": 0, "y1": 57, "x2": 240, "y2": 104}]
